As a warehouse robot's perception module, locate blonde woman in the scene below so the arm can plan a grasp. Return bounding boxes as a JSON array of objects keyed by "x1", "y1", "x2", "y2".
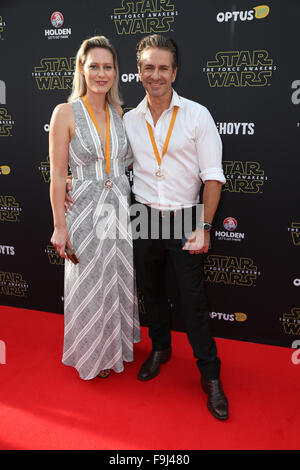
[{"x1": 49, "y1": 36, "x2": 140, "y2": 380}]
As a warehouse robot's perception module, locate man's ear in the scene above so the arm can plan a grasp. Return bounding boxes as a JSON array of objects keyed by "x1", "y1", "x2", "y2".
[{"x1": 172, "y1": 67, "x2": 178, "y2": 83}]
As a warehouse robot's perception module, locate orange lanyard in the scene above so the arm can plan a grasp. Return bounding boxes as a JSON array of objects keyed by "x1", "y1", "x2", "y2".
[
  {"x1": 82, "y1": 94, "x2": 111, "y2": 175},
  {"x1": 146, "y1": 106, "x2": 178, "y2": 168}
]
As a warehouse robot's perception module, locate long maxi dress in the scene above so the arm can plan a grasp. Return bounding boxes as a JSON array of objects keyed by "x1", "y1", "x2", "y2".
[{"x1": 62, "y1": 97, "x2": 141, "y2": 380}]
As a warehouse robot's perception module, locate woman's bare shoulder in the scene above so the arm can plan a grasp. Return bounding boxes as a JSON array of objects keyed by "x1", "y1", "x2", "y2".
[{"x1": 53, "y1": 102, "x2": 73, "y2": 117}]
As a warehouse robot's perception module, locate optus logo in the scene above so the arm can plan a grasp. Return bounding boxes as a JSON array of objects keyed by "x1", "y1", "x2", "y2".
[
  {"x1": 0, "y1": 166, "x2": 10, "y2": 175},
  {"x1": 216, "y1": 5, "x2": 270, "y2": 22},
  {"x1": 210, "y1": 312, "x2": 247, "y2": 322}
]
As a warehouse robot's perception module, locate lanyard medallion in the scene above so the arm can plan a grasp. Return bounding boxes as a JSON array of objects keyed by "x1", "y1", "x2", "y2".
[{"x1": 146, "y1": 105, "x2": 178, "y2": 182}]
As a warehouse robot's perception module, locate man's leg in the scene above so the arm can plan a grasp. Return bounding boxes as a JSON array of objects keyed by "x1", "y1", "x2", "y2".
[
  {"x1": 166, "y1": 238, "x2": 220, "y2": 378},
  {"x1": 133, "y1": 236, "x2": 171, "y2": 350},
  {"x1": 133, "y1": 236, "x2": 172, "y2": 380},
  {"x1": 166, "y1": 238, "x2": 228, "y2": 420}
]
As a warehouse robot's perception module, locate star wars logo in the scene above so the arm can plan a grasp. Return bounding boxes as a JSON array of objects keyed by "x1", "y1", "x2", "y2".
[
  {"x1": 288, "y1": 222, "x2": 300, "y2": 246},
  {"x1": 0, "y1": 81, "x2": 14, "y2": 137},
  {"x1": 279, "y1": 307, "x2": 300, "y2": 336},
  {"x1": 45, "y1": 244, "x2": 64, "y2": 266},
  {"x1": 32, "y1": 57, "x2": 75, "y2": 90},
  {"x1": 223, "y1": 160, "x2": 267, "y2": 194},
  {"x1": 203, "y1": 50, "x2": 276, "y2": 87},
  {"x1": 0, "y1": 271, "x2": 28, "y2": 297},
  {"x1": 0, "y1": 195, "x2": 21, "y2": 222},
  {"x1": 204, "y1": 255, "x2": 260, "y2": 287},
  {"x1": 39, "y1": 156, "x2": 50, "y2": 183},
  {"x1": 0, "y1": 99, "x2": 15, "y2": 137},
  {"x1": 111, "y1": 0, "x2": 178, "y2": 35}
]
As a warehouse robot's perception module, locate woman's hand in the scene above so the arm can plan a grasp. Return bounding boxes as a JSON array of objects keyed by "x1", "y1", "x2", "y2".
[
  {"x1": 51, "y1": 227, "x2": 69, "y2": 259},
  {"x1": 64, "y1": 175, "x2": 75, "y2": 211}
]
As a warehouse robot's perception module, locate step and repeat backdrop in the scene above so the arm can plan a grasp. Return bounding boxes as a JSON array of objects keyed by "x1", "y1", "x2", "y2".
[{"x1": 1, "y1": 1, "x2": 299, "y2": 348}]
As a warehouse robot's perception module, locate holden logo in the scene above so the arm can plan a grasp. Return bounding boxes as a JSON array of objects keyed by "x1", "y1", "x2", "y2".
[
  {"x1": 51, "y1": 11, "x2": 64, "y2": 28},
  {"x1": 223, "y1": 217, "x2": 238, "y2": 231}
]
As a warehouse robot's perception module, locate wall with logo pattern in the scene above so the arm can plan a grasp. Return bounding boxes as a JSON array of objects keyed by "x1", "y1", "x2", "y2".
[{"x1": 0, "y1": 0, "x2": 299, "y2": 347}]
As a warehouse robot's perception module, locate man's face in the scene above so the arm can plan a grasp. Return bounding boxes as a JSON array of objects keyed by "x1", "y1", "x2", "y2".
[{"x1": 138, "y1": 47, "x2": 177, "y2": 99}]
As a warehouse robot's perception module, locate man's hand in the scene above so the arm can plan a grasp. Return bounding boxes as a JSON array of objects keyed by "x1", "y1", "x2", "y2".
[{"x1": 182, "y1": 227, "x2": 210, "y2": 254}]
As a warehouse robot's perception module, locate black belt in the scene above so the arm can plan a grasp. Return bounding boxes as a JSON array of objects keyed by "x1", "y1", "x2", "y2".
[{"x1": 145, "y1": 205, "x2": 180, "y2": 218}]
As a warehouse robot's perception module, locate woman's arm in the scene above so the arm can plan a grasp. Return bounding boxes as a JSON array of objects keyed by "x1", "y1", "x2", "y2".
[{"x1": 49, "y1": 103, "x2": 73, "y2": 258}]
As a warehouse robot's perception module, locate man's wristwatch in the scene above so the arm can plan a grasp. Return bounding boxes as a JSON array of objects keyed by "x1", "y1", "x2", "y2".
[{"x1": 202, "y1": 221, "x2": 212, "y2": 232}]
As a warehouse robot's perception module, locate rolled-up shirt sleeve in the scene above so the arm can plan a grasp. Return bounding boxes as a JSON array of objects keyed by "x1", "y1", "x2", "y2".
[{"x1": 195, "y1": 107, "x2": 226, "y2": 184}]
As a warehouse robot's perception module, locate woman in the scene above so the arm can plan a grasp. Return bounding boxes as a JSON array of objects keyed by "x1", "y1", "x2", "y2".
[{"x1": 49, "y1": 36, "x2": 140, "y2": 380}]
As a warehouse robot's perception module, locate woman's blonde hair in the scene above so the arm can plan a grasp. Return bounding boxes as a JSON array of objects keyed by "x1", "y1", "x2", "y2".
[{"x1": 68, "y1": 36, "x2": 123, "y2": 106}]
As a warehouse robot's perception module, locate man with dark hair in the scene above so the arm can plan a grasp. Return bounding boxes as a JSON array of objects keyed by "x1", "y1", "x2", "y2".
[{"x1": 123, "y1": 34, "x2": 229, "y2": 420}]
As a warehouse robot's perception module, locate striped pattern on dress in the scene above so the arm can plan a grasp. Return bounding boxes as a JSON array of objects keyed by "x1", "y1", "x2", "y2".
[{"x1": 62, "y1": 98, "x2": 140, "y2": 380}]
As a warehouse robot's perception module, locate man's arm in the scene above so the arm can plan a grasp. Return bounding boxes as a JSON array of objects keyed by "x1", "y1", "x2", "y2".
[
  {"x1": 183, "y1": 180, "x2": 222, "y2": 254},
  {"x1": 183, "y1": 105, "x2": 225, "y2": 254}
]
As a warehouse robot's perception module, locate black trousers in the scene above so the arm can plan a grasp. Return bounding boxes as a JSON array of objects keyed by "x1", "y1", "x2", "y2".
[{"x1": 132, "y1": 203, "x2": 221, "y2": 380}]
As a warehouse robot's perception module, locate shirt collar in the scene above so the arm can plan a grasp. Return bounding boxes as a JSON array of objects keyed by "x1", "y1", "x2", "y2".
[{"x1": 136, "y1": 88, "x2": 182, "y2": 115}]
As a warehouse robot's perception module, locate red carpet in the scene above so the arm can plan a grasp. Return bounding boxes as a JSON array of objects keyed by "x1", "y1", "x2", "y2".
[{"x1": 0, "y1": 305, "x2": 299, "y2": 450}]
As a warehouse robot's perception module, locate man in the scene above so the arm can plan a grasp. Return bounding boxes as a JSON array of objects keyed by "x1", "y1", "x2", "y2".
[{"x1": 123, "y1": 34, "x2": 228, "y2": 420}]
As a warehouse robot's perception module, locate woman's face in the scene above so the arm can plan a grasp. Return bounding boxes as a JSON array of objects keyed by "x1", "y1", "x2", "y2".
[{"x1": 81, "y1": 47, "x2": 116, "y2": 96}]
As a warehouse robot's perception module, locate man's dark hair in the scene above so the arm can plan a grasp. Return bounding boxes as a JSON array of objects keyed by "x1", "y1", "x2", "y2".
[{"x1": 136, "y1": 34, "x2": 178, "y2": 70}]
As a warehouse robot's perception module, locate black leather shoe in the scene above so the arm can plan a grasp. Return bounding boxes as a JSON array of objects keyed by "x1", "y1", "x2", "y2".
[
  {"x1": 138, "y1": 347, "x2": 171, "y2": 381},
  {"x1": 201, "y1": 377, "x2": 229, "y2": 420}
]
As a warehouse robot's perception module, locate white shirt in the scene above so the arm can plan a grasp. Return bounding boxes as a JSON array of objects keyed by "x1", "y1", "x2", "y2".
[{"x1": 123, "y1": 89, "x2": 225, "y2": 208}]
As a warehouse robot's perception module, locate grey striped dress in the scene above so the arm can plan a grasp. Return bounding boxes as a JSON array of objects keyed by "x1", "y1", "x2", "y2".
[{"x1": 62, "y1": 98, "x2": 141, "y2": 380}]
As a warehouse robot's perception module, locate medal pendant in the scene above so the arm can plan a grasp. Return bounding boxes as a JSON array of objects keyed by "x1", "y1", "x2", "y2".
[
  {"x1": 155, "y1": 168, "x2": 165, "y2": 180},
  {"x1": 104, "y1": 179, "x2": 114, "y2": 189}
]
